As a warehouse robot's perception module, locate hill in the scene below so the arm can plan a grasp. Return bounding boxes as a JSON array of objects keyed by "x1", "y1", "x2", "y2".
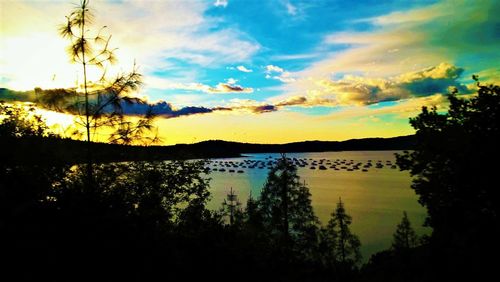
[{"x1": 1, "y1": 135, "x2": 415, "y2": 164}]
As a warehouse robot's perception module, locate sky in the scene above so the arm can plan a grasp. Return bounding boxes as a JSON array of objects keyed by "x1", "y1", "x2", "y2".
[{"x1": 1, "y1": 0, "x2": 499, "y2": 144}]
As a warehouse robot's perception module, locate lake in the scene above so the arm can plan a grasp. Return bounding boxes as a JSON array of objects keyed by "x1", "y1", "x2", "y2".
[{"x1": 205, "y1": 150, "x2": 429, "y2": 261}]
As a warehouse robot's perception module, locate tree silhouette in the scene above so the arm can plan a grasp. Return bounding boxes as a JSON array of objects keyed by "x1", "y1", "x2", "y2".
[
  {"x1": 221, "y1": 187, "x2": 243, "y2": 227},
  {"x1": 320, "y1": 198, "x2": 361, "y2": 270},
  {"x1": 392, "y1": 211, "x2": 418, "y2": 252},
  {"x1": 397, "y1": 77, "x2": 499, "y2": 238},
  {"x1": 258, "y1": 154, "x2": 319, "y2": 261},
  {"x1": 244, "y1": 192, "x2": 263, "y2": 230},
  {"x1": 57, "y1": 0, "x2": 157, "y2": 145},
  {"x1": 0, "y1": 103, "x2": 54, "y2": 138},
  {"x1": 397, "y1": 76, "x2": 499, "y2": 279}
]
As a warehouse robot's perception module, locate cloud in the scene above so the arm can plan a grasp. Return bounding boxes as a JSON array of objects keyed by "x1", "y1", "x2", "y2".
[
  {"x1": 0, "y1": 87, "x2": 233, "y2": 119},
  {"x1": 0, "y1": 1, "x2": 260, "y2": 91},
  {"x1": 279, "y1": 0, "x2": 498, "y2": 112},
  {"x1": 144, "y1": 78, "x2": 253, "y2": 94},
  {"x1": 214, "y1": 0, "x2": 228, "y2": 8},
  {"x1": 252, "y1": 105, "x2": 278, "y2": 113},
  {"x1": 0, "y1": 62, "x2": 474, "y2": 121},
  {"x1": 236, "y1": 65, "x2": 253, "y2": 73},
  {"x1": 276, "y1": 63, "x2": 470, "y2": 107},
  {"x1": 265, "y1": 65, "x2": 296, "y2": 83},
  {"x1": 128, "y1": 62, "x2": 472, "y2": 116},
  {"x1": 257, "y1": 0, "x2": 497, "y2": 117},
  {"x1": 279, "y1": 0, "x2": 311, "y2": 20},
  {"x1": 226, "y1": 78, "x2": 238, "y2": 84},
  {"x1": 121, "y1": 100, "x2": 219, "y2": 118},
  {"x1": 208, "y1": 83, "x2": 253, "y2": 94},
  {"x1": 271, "y1": 53, "x2": 319, "y2": 61},
  {"x1": 275, "y1": 96, "x2": 308, "y2": 106},
  {"x1": 284, "y1": 1, "x2": 298, "y2": 16},
  {"x1": 265, "y1": 65, "x2": 285, "y2": 73},
  {"x1": 320, "y1": 94, "x2": 450, "y2": 122}
]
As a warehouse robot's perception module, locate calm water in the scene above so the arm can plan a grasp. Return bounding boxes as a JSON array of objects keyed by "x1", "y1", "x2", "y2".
[{"x1": 205, "y1": 151, "x2": 429, "y2": 260}]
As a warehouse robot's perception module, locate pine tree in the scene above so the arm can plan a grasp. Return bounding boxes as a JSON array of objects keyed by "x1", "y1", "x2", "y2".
[
  {"x1": 221, "y1": 187, "x2": 242, "y2": 226},
  {"x1": 56, "y1": 0, "x2": 158, "y2": 190},
  {"x1": 258, "y1": 154, "x2": 319, "y2": 260},
  {"x1": 321, "y1": 198, "x2": 361, "y2": 268},
  {"x1": 58, "y1": 0, "x2": 157, "y2": 145},
  {"x1": 392, "y1": 211, "x2": 418, "y2": 252},
  {"x1": 243, "y1": 192, "x2": 264, "y2": 235}
]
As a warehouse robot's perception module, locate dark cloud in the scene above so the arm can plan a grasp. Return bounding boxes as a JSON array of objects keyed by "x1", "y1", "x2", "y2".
[
  {"x1": 119, "y1": 101, "x2": 209, "y2": 117},
  {"x1": 0, "y1": 62, "x2": 475, "y2": 119},
  {"x1": 0, "y1": 88, "x2": 224, "y2": 119},
  {"x1": 308, "y1": 63, "x2": 472, "y2": 106},
  {"x1": 276, "y1": 96, "x2": 308, "y2": 106},
  {"x1": 252, "y1": 105, "x2": 277, "y2": 113},
  {"x1": 208, "y1": 83, "x2": 253, "y2": 93}
]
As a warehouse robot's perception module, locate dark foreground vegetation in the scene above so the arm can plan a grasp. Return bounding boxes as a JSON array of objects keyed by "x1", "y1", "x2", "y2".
[
  {"x1": 1, "y1": 77, "x2": 498, "y2": 281},
  {"x1": 1, "y1": 0, "x2": 498, "y2": 280}
]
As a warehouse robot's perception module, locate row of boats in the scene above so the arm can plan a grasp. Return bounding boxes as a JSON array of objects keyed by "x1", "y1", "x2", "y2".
[{"x1": 204, "y1": 157, "x2": 398, "y2": 173}]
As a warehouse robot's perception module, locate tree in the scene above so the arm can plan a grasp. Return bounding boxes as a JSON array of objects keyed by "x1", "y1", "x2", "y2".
[
  {"x1": 57, "y1": 0, "x2": 157, "y2": 145},
  {"x1": 320, "y1": 198, "x2": 361, "y2": 269},
  {"x1": 0, "y1": 102, "x2": 54, "y2": 138},
  {"x1": 50, "y1": 160, "x2": 212, "y2": 226},
  {"x1": 396, "y1": 77, "x2": 499, "y2": 241},
  {"x1": 220, "y1": 187, "x2": 243, "y2": 227},
  {"x1": 258, "y1": 154, "x2": 319, "y2": 260},
  {"x1": 1, "y1": 103, "x2": 67, "y2": 228},
  {"x1": 396, "y1": 76, "x2": 499, "y2": 279},
  {"x1": 244, "y1": 192, "x2": 263, "y2": 231},
  {"x1": 392, "y1": 211, "x2": 418, "y2": 252}
]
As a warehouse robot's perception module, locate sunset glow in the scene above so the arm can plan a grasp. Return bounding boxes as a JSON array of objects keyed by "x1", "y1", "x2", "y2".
[{"x1": 1, "y1": 0, "x2": 498, "y2": 144}]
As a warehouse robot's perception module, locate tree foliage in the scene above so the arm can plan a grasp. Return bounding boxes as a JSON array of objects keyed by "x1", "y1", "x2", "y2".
[
  {"x1": 320, "y1": 198, "x2": 362, "y2": 270},
  {"x1": 396, "y1": 76, "x2": 500, "y2": 279},
  {"x1": 392, "y1": 211, "x2": 419, "y2": 252},
  {"x1": 53, "y1": 0, "x2": 158, "y2": 145},
  {"x1": 0, "y1": 102, "x2": 54, "y2": 138},
  {"x1": 220, "y1": 187, "x2": 243, "y2": 227},
  {"x1": 258, "y1": 154, "x2": 319, "y2": 260},
  {"x1": 396, "y1": 77, "x2": 500, "y2": 241}
]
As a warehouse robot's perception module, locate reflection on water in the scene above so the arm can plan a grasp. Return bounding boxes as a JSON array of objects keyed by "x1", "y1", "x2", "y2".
[{"x1": 206, "y1": 151, "x2": 429, "y2": 260}]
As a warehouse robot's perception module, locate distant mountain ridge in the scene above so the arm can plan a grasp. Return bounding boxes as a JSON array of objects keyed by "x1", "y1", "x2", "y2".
[
  {"x1": 1, "y1": 135, "x2": 415, "y2": 164},
  {"x1": 174, "y1": 135, "x2": 416, "y2": 155}
]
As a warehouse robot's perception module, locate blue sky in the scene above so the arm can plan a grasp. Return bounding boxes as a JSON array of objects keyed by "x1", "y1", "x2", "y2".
[{"x1": 1, "y1": 0, "x2": 499, "y2": 144}]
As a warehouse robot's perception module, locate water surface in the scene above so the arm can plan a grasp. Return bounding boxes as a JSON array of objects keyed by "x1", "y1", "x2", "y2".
[{"x1": 206, "y1": 151, "x2": 429, "y2": 260}]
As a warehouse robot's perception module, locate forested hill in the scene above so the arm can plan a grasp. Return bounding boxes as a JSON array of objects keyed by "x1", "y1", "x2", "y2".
[
  {"x1": 1, "y1": 135, "x2": 415, "y2": 164},
  {"x1": 185, "y1": 135, "x2": 416, "y2": 155}
]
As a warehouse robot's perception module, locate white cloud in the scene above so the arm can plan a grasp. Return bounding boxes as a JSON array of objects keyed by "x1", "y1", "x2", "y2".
[
  {"x1": 272, "y1": 53, "x2": 319, "y2": 61},
  {"x1": 320, "y1": 94, "x2": 449, "y2": 121},
  {"x1": 0, "y1": 0, "x2": 260, "y2": 91},
  {"x1": 265, "y1": 65, "x2": 285, "y2": 73},
  {"x1": 285, "y1": 1, "x2": 297, "y2": 16},
  {"x1": 214, "y1": 0, "x2": 228, "y2": 8},
  {"x1": 236, "y1": 65, "x2": 253, "y2": 73},
  {"x1": 146, "y1": 78, "x2": 253, "y2": 94},
  {"x1": 273, "y1": 63, "x2": 467, "y2": 107},
  {"x1": 208, "y1": 83, "x2": 253, "y2": 94},
  {"x1": 271, "y1": 0, "x2": 498, "y2": 111},
  {"x1": 273, "y1": 72, "x2": 296, "y2": 83},
  {"x1": 265, "y1": 65, "x2": 295, "y2": 83}
]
